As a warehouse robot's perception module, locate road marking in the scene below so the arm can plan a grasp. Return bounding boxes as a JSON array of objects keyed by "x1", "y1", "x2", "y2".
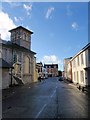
[
  {"x1": 50, "y1": 90, "x2": 56, "y2": 98},
  {"x1": 35, "y1": 104, "x2": 47, "y2": 118}
]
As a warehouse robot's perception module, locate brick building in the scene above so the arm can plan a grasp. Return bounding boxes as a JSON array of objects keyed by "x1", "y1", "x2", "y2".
[{"x1": 44, "y1": 64, "x2": 58, "y2": 77}]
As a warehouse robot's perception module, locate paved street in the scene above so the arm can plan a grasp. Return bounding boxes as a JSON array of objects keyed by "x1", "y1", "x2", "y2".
[{"x1": 2, "y1": 77, "x2": 89, "y2": 118}]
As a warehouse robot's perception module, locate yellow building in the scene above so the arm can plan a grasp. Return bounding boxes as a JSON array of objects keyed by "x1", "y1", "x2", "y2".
[{"x1": 33, "y1": 57, "x2": 38, "y2": 82}]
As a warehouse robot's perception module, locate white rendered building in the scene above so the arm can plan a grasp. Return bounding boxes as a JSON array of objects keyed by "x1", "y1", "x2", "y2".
[{"x1": 71, "y1": 43, "x2": 90, "y2": 87}]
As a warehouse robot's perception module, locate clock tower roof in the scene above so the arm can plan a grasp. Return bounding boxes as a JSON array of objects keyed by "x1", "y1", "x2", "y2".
[{"x1": 9, "y1": 26, "x2": 33, "y2": 34}]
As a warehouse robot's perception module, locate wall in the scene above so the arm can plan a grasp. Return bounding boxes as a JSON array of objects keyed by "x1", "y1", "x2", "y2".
[
  {"x1": 64, "y1": 58, "x2": 71, "y2": 79},
  {"x1": 67, "y1": 61, "x2": 72, "y2": 81},
  {"x1": 33, "y1": 57, "x2": 38, "y2": 82},
  {"x1": 1, "y1": 42, "x2": 35, "y2": 85},
  {"x1": 85, "y1": 49, "x2": 90, "y2": 85},
  {"x1": 11, "y1": 29, "x2": 31, "y2": 50},
  {"x1": 23, "y1": 74, "x2": 32, "y2": 84},
  {"x1": 0, "y1": 69, "x2": 2, "y2": 90},
  {"x1": 72, "y1": 50, "x2": 87, "y2": 86},
  {"x1": 22, "y1": 53, "x2": 34, "y2": 83},
  {"x1": 2, "y1": 68, "x2": 11, "y2": 89},
  {"x1": 2, "y1": 47, "x2": 12, "y2": 64}
]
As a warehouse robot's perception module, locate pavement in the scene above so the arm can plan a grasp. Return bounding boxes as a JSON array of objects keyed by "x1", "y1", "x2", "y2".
[
  {"x1": 2, "y1": 85, "x2": 22, "y2": 100},
  {"x1": 63, "y1": 79, "x2": 90, "y2": 95},
  {"x1": 2, "y1": 81, "x2": 39, "y2": 100}
]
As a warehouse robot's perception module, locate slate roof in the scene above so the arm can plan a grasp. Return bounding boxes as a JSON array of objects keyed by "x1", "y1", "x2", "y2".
[
  {"x1": 0, "y1": 40, "x2": 36, "y2": 55},
  {"x1": 0, "y1": 58, "x2": 13, "y2": 68},
  {"x1": 71, "y1": 43, "x2": 90, "y2": 61},
  {"x1": 9, "y1": 26, "x2": 33, "y2": 34},
  {"x1": 44, "y1": 64, "x2": 58, "y2": 68},
  {"x1": 81, "y1": 43, "x2": 90, "y2": 51}
]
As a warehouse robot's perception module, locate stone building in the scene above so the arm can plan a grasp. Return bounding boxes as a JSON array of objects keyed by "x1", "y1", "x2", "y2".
[
  {"x1": 0, "y1": 26, "x2": 36, "y2": 88},
  {"x1": 0, "y1": 58, "x2": 13, "y2": 89},
  {"x1": 36, "y1": 62, "x2": 43, "y2": 78},
  {"x1": 33, "y1": 57, "x2": 38, "y2": 82}
]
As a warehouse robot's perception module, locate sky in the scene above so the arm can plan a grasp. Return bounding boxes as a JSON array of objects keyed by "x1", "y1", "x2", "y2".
[{"x1": 0, "y1": 2, "x2": 88, "y2": 70}]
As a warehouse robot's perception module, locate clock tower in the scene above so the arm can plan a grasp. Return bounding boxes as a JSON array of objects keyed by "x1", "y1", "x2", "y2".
[{"x1": 9, "y1": 26, "x2": 33, "y2": 50}]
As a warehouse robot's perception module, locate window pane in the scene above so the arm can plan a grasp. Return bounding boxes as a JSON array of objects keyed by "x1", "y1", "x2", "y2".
[{"x1": 81, "y1": 53, "x2": 84, "y2": 64}]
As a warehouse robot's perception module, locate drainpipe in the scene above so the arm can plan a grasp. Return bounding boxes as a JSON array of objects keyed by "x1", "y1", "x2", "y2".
[
  {"x1": 70, "y1": 61, "x2": 72, "y2": 82},
  {"x1": 10, "y1": 67, "x2": 12, "y2": 86}
]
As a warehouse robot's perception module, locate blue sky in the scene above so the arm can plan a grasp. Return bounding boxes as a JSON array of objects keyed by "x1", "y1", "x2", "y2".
[{"x1": 0, "y1": 2, "x2": 88, "y2": 70}]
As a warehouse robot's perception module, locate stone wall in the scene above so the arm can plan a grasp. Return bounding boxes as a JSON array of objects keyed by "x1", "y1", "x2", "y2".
[{"x1": 2, "y1": 68, "x2": 11, "y2": 89}]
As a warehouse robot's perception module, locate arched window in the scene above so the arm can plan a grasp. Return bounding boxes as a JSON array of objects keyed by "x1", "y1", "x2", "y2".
[
  {"x1": 13, "y1": 51, "x2": 17, "y2": 63},
  {"x1": 24, "y1": 56, "x2": 30, "y2": 74}
]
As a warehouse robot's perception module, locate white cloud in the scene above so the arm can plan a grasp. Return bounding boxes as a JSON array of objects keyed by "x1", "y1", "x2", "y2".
[
  {"x1": 71, "y1": 22, "x2": 79, "y2": 31},
  {"x1": 45, "y1": 7, "x2": 54, "y2": 19},
  {"x1": 19, "y1": 17, "x2": 23, "y2": 21},
  {"x1": 66, "y1": 5, "x2": 72, "y2": 16},
  {"x1": 42, "y1": 55, "x2": 62, "y2": 65},
  {"x1": 0, "y1": 10, "x2": 16, "y2": 40},
  {"x1": 23, "y1": 4, "x2": 32, "y2": 15},
  {"x1": 23, "y1": 4, "x2": 32, "y2": 11},
  {"x1": 14, "y1": 16, "x2": 18, "y2": 22},
  {"x1": 6, "y1": 2, "x2": 21, "y2": 8},
  {"x1": 41, "y1": 55, "x2": 63, "y2": 70},
  {"x1": 14, "y1": 16, "x2": 23, "y2": 22}
]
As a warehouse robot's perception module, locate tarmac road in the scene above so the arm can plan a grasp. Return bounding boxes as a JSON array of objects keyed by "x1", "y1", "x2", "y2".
[{"x1": 2, "y1": 77, "x2": 89, "y2": 118}]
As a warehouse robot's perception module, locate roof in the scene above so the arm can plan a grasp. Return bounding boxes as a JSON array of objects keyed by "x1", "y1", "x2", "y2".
[
  {"x1": 71, "y1": 43, "x2": 90, "y2": 61},
  {"x1": 81, "y1": 43, "x2": 90, "y2": 51},
  {"x1": 0, "y1": 58, "x2": 13, "y2": 68},
  {"x1": 44, "y1": 64, "x2": 58, "y2": 68},
  {"x1": 64, "y1": 57, "x2": 72, "y2": 60},
  {"x1": 44, "y1": 64, "x2": 58, "y2": 66},
  {"x1": 1, "y1": 40, "x2": 36, "y2": 55},
  {"x1": 0, "y1": 39, "x2": 7, "y2": 44},
  {"x1": 9, "y1": 26, "x2": 33, "y2": 34},
  {"x1": 36, "y1": 62, "x2": 43, "y2": 67},
  {"x1": 37, "y1": 62, "x2": 43, "y2": 65}
]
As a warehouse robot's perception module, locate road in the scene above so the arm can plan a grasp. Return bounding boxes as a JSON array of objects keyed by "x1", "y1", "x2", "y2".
[{"x1": 2, "y1": 77, "x2": 89, "y2": 118}]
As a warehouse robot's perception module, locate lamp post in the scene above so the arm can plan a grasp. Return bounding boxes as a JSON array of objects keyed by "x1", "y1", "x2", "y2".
[{"x1": 10, "y1": 41, "x2": 13, "y2": 86}]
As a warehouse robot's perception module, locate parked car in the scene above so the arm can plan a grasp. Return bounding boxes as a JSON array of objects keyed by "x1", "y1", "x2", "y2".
[{"x1": 58, "y1": 76, "x2": 63, "y2": 81}]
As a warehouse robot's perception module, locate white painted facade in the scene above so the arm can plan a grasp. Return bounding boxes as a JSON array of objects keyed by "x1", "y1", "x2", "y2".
[
  {"x1": 71, "y1": 44, "x2": 90, "y2": 87},
  {"x1": 63, "y1": 57, "x2": 72, "y2": 79},
  {"x1": 67, "y1": 61, "x2": 72, "y2": 81}
]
